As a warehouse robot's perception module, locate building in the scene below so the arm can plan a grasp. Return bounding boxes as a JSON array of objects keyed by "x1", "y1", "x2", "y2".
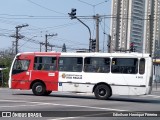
[
  {"x1": 143, "y1": 0, "x2": 160, "y2": 57},
  {"x1": 110, "y1": 0, "x2": 145, "y2": 53},
  {"x1": 110, "y1": 0, "x2": 160, "y2": 54}
]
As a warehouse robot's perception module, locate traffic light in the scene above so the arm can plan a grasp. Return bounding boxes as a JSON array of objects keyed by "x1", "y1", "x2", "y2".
[
  {"x1": 68, "y1": 8, "x2": 77, "y2": 19},
  {"x1": 130, "y1": 42, "x2": 135, "y2": 52},
  {"x1": 91, "y1": 39, "x2": 96, "y2": 51},
  {"x1": 71, "y1": 8, "x2": 76, "y2": 16}
]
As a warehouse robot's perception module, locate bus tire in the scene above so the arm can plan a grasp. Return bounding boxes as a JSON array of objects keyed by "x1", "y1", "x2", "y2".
[
  {"x1": 44, "y1": 91, "x2": 52, "y2": 96},
  {"x1": 32, "y1": 82, "x2": 46, "y2": 96},
  {"x1": 94, "y1": 84, "x2": 111, "y2": 100}
]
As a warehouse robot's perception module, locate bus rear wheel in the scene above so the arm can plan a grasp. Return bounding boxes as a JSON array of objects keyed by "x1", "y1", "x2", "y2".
[
  {"x1": 32, "y1": 82, "x2": 46, "y2": 96},
  {"x1": 94, "y1": 84, "x2": 111, "y2": 100}
]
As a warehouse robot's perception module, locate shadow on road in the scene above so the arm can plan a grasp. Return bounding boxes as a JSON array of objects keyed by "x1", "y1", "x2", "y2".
[
  {"x1": 109, "y1": 97, "x2": 160, "y2": 104},
  {"x1": 12, "y1": 92, "x2": 160, "y2": 104}
]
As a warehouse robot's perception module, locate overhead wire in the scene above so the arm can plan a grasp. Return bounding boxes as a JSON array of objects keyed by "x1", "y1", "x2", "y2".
[
  {"x1": 0, "y1": 18, "x2": 91, "y2": 50},
  {"x1": 18, "y1": 36, "x2": 84, "y2": 52},
  {"x1": 27, "y1": 0, "x2": 66, "y2": 15},
  {"x1": 0, "y1": 13, "x2": 158, "y2": 21},
  {"x1": 55, "y1": 37, "x2": 88, "y2": 47},
  {"x1": 0, "y1": 28, "x2": 15, "y2": 32},
  {"x1": 24, "y1": 21, "x2": 80, "y2": 32}
]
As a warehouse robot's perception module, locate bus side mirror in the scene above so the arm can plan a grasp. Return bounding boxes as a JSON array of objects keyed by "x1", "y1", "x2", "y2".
[{"x1": 16, "y1": 55, "x2": 21, "y2": 59}]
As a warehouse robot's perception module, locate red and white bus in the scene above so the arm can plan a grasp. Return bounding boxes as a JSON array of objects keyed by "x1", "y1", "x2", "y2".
[{"x1": 9, "y1": 52, "x2": 153, "y2": 100}]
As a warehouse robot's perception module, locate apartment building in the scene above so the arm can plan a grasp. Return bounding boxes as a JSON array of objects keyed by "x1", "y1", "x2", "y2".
[{"x1": 110, "y1": 0, "x2": 160, "y2": 55}]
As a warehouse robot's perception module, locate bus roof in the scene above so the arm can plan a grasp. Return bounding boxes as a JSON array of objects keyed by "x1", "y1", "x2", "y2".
[{"x1": 17, "y1": 52, "x2": 151, "y2": 58}]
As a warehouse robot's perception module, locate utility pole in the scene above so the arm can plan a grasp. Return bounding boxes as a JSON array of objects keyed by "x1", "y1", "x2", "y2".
[
  {"x1": 49, "y1": 44, "x2": 54, "y2": 51},
  {"x1": 68, "y1": 9, "x2": 102, "y2": 52},
  {"x1": 107, "y1": 35, "x2": 111, "y2": 53},
  {"x1": 40, "y1": 42, "x2": 45, "y2": 52},
  {"x1": 45, "y1": 34, "x2": 48, "y2": 52},
  {"x1": 12, "y1": 41, "x2": 16, "y2": 55},
  {"x1": 11, "y1": 24, "x2": 29, "y2": 54},
  {"x1": 15, "y1": 24, "x2": 29, "y2": 54},
  {"x1": 149, "y1": 15, "x2": 153, "y2": 56},
  {"x1": 45, "y1": 34, "x2": 57, "y2": 52},
  {"x1": 95, "y1": 14, "x2": 100, "y2": 52}
]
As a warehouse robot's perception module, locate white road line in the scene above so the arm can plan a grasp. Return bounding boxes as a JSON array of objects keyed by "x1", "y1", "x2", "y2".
[
  {"x1": 0, "y1": 103, "x2": 46, "y2": 108},
  {"x1": 44, "y1": 103, "x2": 129, "y2": 111},
  {"x1": 47, "y1": 112, "x2": 120, "y2": 120},
  {"x1": 0, "y1": 99, "x2": 129, "y2": 111},
  {"x1": 48, "y1": 113, "x2": 109, "y2": 120},
  {"x1": 0, "y1": 99, "x2": 29, "y2": 103},
  {"x1": 49, "y1": 117, "x2": 76, "y2": 120},
  {"x1": 0, "y1": 99, "x2": 131, "y2": 120}
]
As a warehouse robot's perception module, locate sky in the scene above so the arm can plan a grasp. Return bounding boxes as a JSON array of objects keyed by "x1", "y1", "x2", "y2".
[{"x1": 0, "y1": 0, "x2": 111, "y2": 53}]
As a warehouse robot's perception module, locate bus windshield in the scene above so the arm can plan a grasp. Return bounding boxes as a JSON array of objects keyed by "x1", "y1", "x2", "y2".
[{"x1": 12, "y1": 59, "x2": 30, "y2": 75}]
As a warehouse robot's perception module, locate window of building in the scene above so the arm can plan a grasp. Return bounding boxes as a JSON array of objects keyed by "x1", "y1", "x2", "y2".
[
  {"x1": 58, "y1": 57, "x2": 83, "y2": 72},
  {"x1": 84, "y1": 57, "x2": 110, "y2": 73},
  {"x1": 34, "y1": 57, "x2": 57, "y2": 71},
  {"x1": 111, "y1": 58, "x2": 138, "y2": 74}
]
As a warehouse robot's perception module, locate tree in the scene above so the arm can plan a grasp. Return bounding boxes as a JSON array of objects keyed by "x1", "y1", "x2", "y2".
[
  {"x1": 0, "y1": 48, "x2": 14, "y2": 87},
  {"x1": 62, "y1": 43, "x2": 67, "y2": 52}
]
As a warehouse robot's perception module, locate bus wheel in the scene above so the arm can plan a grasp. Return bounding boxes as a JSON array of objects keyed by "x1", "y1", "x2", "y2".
[
  {"x1": 32, "y1": 82, "x2": 46, "y2": 96},
  {"x1": 94, "y1": 84, "x2": 111, "y2": 100},
  {"x1": 44, "y1": 91, "x2": 52, "y2": 96}
]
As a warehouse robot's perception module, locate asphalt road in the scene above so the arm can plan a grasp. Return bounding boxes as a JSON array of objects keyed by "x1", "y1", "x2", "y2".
[{"x1": 0, "y1": 87, "x2": 160, "y2": 120}]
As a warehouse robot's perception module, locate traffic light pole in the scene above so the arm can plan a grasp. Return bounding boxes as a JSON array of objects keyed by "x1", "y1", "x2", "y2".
[
  {"x1": 75, "y1": 17, "x2": 92, "y2": 52},
  {"x1": 95, "y1": 14, "x2": 99, "y2": 52},
  {"x1": 68, "y1": 9, "x2": 92, "y2": 52}
]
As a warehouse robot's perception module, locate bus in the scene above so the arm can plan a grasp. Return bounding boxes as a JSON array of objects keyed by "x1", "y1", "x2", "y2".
[{"x1": 8, "y1": 52, "x2": 153, "y2": 100}]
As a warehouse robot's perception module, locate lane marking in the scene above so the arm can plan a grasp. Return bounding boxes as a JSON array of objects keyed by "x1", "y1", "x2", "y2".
[
  {"x1": 0, "y1": 99, "x2": 29, "y2": 103},
  {"x1": 0, "y1": 99, "x2": 129, "y2": 111},
  {"x1": 49, "y1": 117, "x2": 76, "y2": 120},
  {"x1": 0, "y1": 100, "x2": 130, "y2": 120},
  {"x1": 48, "y1": 112, "x2": 113, "y2": 120},
  {"x1": 43, "y1": 103, "x2": 129, "y2": 111},
  {"x1": 0, "y1": 104, "x2": 46, "y2": 108}
]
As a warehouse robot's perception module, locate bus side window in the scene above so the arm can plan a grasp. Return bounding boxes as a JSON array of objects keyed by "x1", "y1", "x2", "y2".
[
  {"x1": 111, "y1": 58, "x2": 138, "y2": 74},
  {"x1": 84, "y1": 57, "x2": 110, "y2": 73},
  {"x1": 58, "y1": 57, "x2": 83, "y2": 72},
  {"x1": 37, "y1": 64, "x2": 42, "y2": 70},
  {"x1": 139, "y1": 58, "x2": 145, "y2": 74},
  {"x1": 34, "y1": 57, "x2": 57, "y2": 71}
]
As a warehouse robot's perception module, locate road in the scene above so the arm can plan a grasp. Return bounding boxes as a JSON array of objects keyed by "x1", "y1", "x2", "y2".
[{"x1": 0, "y1": 87, "x2": 160, "y2": 120}]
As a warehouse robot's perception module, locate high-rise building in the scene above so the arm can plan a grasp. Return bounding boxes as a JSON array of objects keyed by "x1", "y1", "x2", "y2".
[
  {"x1": 110, "y1": 0, "x2": 160, "y2": 54},
  {"x1": 110, "y1": 0, "x2": 145, "y2": 53},
  {"x1": 143, "y1": 0, "x2": 160, "y2": 56}
]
